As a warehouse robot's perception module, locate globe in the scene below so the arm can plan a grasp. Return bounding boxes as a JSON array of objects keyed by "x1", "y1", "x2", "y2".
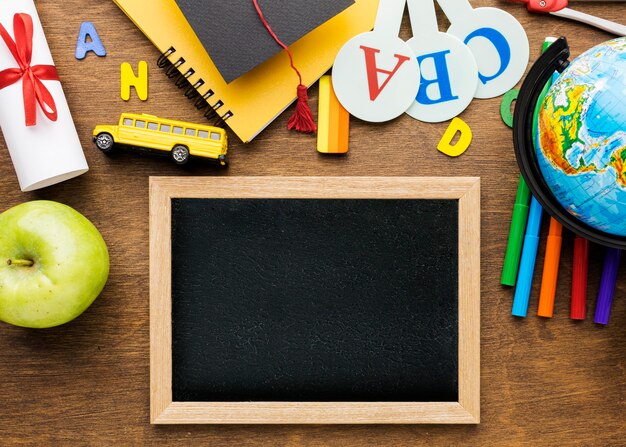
[{"x1": 536, "y1": 37, "x2": 626, "y2": 236}]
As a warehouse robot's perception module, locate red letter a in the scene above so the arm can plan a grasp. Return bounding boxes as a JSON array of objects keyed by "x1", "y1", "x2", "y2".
[{"x1": 359, "y1": 45, "x2": 411, "y2": 101}]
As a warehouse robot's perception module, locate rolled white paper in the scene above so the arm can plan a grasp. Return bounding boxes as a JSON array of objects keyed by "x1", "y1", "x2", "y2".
[{"x1": 0, "y1": 0, "x2": 88, "y2": 192}]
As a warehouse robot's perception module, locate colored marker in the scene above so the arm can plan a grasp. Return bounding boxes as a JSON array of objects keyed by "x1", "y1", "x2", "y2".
[
  {"x1": 571, "y1": 235, "x2": 589, "y2": 320},
  {"x1": 535, "y1": 62, "x2": 564, "y2": 316},
  {"x1": 501, "y1": 177, "x2": 532, "y2": 286},
  {"x1": 594, "y1": 248, "x2": 621, "y2": 325},
  {"x1": 512, "y1": 197, "x2": 543, "y2": 317},
  {"x1": 501, "y1": 38, "x2": 555, "y2": 287},
  {"x1": 537, "y1": 218, "x2": 563, "y2": 317}
]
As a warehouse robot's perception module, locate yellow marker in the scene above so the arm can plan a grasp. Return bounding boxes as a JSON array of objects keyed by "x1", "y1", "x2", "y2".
[
  {"x1": 437, "y1": 117, "x2": 472, "y2": 157},
  {"x1": 317, "y1": 75, "x2": 350, "y2": 154},
  {"x1": 121, "y1": 61, "x2": 148, "y2": 101}
]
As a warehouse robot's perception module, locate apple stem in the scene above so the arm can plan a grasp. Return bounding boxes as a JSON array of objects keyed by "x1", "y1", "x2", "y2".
[{"x1": 6, "y1": 259, "x2": 34, "y2": 267}]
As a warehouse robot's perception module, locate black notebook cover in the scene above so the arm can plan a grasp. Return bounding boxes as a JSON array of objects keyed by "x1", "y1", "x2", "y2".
[{"x1": 174, "y1": 0, "x2": 354, "y2": 84}]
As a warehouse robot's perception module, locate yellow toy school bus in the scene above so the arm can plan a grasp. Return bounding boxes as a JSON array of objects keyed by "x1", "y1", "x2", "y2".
[{"x1": 93, "y1": 113, "x2": 228, "y2": 166}]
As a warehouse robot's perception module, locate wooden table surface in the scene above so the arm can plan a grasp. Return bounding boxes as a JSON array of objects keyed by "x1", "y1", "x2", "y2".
[{"x1": 0, "y1": 1, "x2": 624, "y2": 445}]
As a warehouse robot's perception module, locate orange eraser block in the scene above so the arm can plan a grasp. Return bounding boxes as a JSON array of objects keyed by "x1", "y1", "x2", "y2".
[{"x1": 317, "y1": 75, "x2": 349, "y2": 154}]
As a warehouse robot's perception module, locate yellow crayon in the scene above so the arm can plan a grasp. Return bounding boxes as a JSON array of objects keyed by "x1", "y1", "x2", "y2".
[{"x1": 317, "y1": 75, "x2": 349, "y2": 154}]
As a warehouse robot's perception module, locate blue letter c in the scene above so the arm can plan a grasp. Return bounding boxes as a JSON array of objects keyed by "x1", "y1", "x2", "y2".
[{"x1": 464, "y1": 27, "x2": 511, "y2": 85}]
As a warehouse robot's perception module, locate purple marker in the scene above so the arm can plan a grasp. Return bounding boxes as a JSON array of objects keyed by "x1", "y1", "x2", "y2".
[{"x1": 594, "y1": 248, "x2": 621, "y2": 325}]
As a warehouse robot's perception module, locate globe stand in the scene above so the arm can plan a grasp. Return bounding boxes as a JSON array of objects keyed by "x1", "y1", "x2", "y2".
[{"x1": 513, "y1": 37, "x2": 626, "y2": 249}]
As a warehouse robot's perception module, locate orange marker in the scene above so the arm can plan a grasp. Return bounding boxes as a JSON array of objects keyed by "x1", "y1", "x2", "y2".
[{"x1": 538, "y1": 218, "x2": 563, "y2": 317}]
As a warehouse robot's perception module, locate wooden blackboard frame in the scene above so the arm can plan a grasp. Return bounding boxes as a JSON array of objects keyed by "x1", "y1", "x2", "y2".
[{"x1": 149, "y1": 176, "x2": 480, "y2": 424}]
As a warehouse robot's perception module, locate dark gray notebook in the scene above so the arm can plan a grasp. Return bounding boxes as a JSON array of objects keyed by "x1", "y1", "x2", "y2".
[{"x1": 174, "y1": 0, "x2": 354, "y2": 83}]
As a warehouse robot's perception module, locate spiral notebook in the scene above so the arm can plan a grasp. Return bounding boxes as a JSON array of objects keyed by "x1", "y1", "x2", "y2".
[{"x1": 113, "y1": 0, "x2": 379, "y2": 143}]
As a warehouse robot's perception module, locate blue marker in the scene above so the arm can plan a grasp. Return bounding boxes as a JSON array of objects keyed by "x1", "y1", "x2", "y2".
[
  {"x1": 512, "y1": 197, "x2": 543, "y2": 317},
  {"x1": 511, "y1": 38, "x2": 558, "y2": 317}
]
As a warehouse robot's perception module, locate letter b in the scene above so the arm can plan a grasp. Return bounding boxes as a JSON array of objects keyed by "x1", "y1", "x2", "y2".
[{"x1": 416, "y1": 50, "x2": 458, "y2": 105}]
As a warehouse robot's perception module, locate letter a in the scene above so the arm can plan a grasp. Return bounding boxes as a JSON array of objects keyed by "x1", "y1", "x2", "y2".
[
  {"x1": 359, "y1": 45, "x2": 411, "y2": 101},
  {"x1": 121, "y1": 61, "x2": 148, "y2": 101},
  {"x1": 75, "y1": 22, "x2": 106, "y2": 60}
]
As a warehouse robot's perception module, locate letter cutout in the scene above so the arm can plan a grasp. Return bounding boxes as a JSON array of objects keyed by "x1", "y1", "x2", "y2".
[
  {"x1": 359, "y1": 45, "x2": 411, "y2": 101},
  {"x1": 437, "y1": 117, "x2": 472, "y2": 157},
  {"x1": 416, "y1": 50, "x2": 459, "y2": 105},
  {"x1": 500, "y1": 89, "x2": 519, "y2": 128},
  {"x1": 75, "y1": 22, "x2": 106, "y2": 60},
  {"x1": 464, "y1": 27, "x2": 511, "y2": 86},
  {"x1": 121, "y1": 61, "x2": 148, "y2": 101}
]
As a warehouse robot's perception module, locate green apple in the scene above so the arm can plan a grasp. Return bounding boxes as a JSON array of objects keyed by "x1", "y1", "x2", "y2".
[{"x1": 0, "y1": 201, "x2": 109, "y2": 328}]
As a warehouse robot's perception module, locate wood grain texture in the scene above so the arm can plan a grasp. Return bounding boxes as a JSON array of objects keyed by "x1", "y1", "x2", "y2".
[
  {"x1": 458, "y1": 179, "x2": 481, "y2": 423},
  {"x1": 149, "y1": 176, "x2": 480, "y2": 424},
  {"x1": 0, "y1": 0, "x2": 624, "y2": 444},
  {"x1": 149, "y1": 178, "x2": 172, "y2": 424}
]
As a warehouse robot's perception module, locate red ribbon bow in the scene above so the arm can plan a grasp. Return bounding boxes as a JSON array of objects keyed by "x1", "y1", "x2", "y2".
[{"x1": 0, "y1": 13, "x2": 59, "y2": 127}]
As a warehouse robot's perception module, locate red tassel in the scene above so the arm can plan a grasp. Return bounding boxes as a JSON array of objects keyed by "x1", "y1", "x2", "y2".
[
  {"x1": 288, "y1": 84, "x2": 316, "y2": 133},
  {"x1": 252, "y1": 0, "x2": 317, "y2": 134}
]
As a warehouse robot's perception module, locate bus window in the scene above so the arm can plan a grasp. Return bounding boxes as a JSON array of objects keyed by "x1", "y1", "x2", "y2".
[
  {"x1": 173, "y1": 126, "x2": 183, "y2": 135},
  {"x1": 160, "y1": 124, "x2": 171, "y2": 133},
  {"x1": 135, "y1": 120, "x2": 146, "y2": 128},
  {"x1": 123, "y1": 118, "x2": 133, "y2": 126},
  {"x1": 185, "y1": 128, "x2": 196, "y2": 137},
  {"x1": 198, "y1": 130, "x2": 209, "y2": 139},
  {"x1": 148, "y1": 122, "x2": 158, "y2": 131},
  {"x1": 210, "y1": 132, "x2": 221, "y2": 141}
]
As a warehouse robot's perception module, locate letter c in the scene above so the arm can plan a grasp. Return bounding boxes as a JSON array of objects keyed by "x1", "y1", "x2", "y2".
[{"x1": 464, "y1": 27, "x2": 511, "y2": 85}]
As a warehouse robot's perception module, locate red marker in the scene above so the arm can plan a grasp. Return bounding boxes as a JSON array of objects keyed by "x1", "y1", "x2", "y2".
[{"x1": 571, "y1": 235, "x2": 589, "y2": 320}]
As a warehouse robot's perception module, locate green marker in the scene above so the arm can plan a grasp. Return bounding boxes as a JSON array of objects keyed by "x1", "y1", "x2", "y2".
[
  {"x1": 501, "y1": 38, "x2": 556, "y2": 286},
  {"x1": 501, "y1": 177, "x2": 532, "y2": 286}
]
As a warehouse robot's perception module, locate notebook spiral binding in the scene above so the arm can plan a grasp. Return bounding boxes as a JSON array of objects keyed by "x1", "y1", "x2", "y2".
[{"x1": 157, "y1": 47, "x2": 233, "y2": 128}]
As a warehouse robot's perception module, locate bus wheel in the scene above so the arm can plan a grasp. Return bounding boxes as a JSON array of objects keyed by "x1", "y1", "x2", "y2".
[
  {"x1": 95, "y1": 133, "x2": 115, "y2": 153},
  {"x1": 171, "y1": 145, "x2": 190, "y2": 165}
]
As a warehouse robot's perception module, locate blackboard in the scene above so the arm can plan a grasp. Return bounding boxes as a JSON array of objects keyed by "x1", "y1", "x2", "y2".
[
  {"x1": 171, "y1": 198, "x2": 458, "y2": 402},
  {"x1": 150, "y1": 177, "x2": 480, "y2": 424}
]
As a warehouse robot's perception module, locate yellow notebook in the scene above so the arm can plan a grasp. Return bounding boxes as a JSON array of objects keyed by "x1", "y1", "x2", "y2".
[{"x1": 113, "y1": 0, "x2": 379, "y2": 143}]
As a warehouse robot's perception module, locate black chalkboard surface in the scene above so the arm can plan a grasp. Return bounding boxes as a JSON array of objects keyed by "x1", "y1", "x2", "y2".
[
  {"x1": 149, "y1": 176, "x2": 480, "y2": 424},
  {"x1": 171, "y1": 198, "x2": 458, "y2": 402}
]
